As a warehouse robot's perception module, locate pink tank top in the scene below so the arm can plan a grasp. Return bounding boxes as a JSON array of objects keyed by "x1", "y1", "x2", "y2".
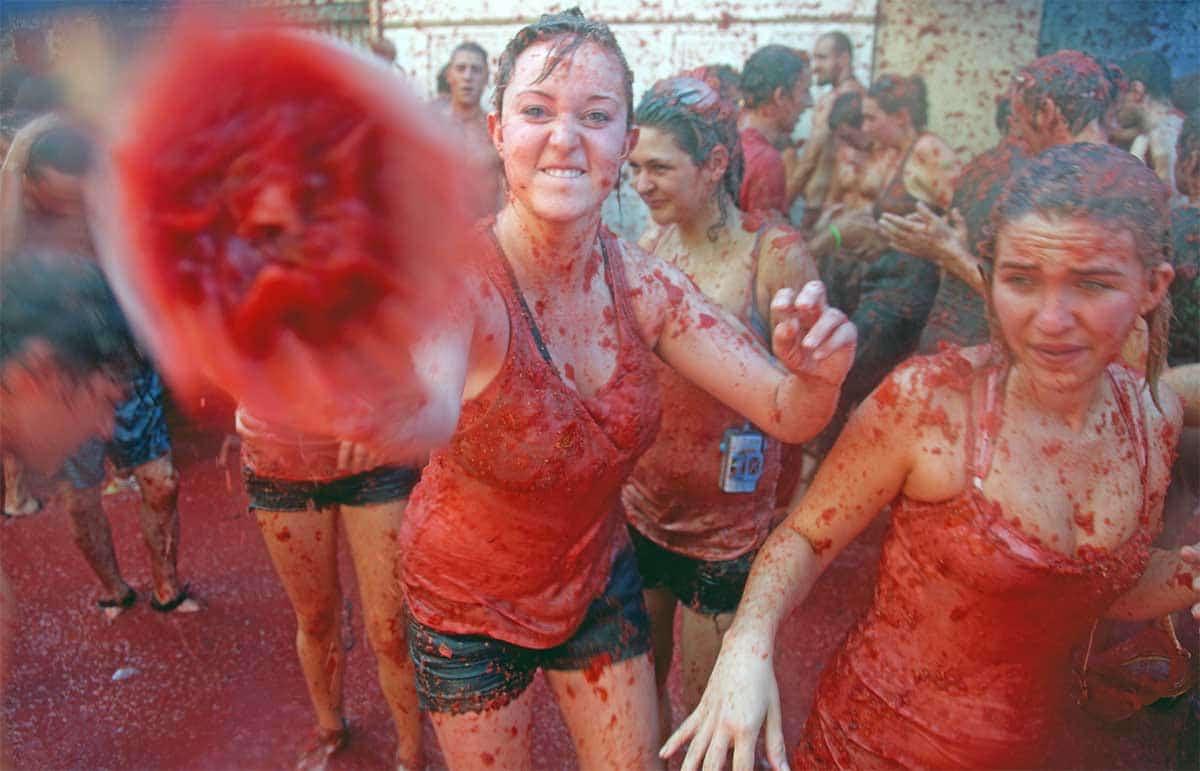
[
  {"x1": 798, "y1": 352, "x2": 1157, "y2": 769},
  {"x1": 400, "y1": 227, "x2": 661, "y2": 648}
]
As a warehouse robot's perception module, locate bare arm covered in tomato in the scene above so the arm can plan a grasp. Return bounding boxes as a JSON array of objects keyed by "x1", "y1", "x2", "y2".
[{"x1": 621, "y1": 242, "x2": 856, "y2": 444}]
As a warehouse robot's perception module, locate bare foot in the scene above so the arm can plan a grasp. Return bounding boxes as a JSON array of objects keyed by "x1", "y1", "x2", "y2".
[{"x1": 296, "y1": 720, "x2": 349, "y2": 771}]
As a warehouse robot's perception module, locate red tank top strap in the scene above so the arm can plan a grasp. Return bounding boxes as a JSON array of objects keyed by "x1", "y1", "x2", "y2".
[
  {"x1": 747, "y1": 225, "x2": 771, "y2": 344},
  {"x1": 968, "y1": 364, "x2": 1006, "y2": 487},
  {"x1": 600, "y1": 228, "x2": 641, "y2": 345},
  {"x1": 1106, "y1": 365, "x2": 1150, "y2": 514}
]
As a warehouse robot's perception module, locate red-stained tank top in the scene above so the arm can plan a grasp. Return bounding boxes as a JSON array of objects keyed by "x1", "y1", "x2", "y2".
[
  {"x1": 622, "y1": 224, "x2": 781, "y2": 560},
  {"x1": 872, "y1": 132, "x2": 941, "y2": 221},
  {"x1": 400, "y1": 227, "x2": 661, "y2": 648},
  {"x1": 796, "y1": 354, "x2": 1157, "y2": 770}
]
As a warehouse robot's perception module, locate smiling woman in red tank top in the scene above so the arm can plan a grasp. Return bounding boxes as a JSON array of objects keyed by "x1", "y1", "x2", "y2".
[
  {"x1": 665, "y1": 143, "x2": 1200, "y2": 770},
  {"x1": 394, "y1": 10, "x2": 858, "y2": 770}
]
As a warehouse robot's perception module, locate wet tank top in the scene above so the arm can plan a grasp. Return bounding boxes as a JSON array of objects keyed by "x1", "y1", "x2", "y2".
[
  {"x1": 400, "y1": 226, "x2": 661, "y2": 649},
  {"x1": 796, "y1": 354, "x2": 1156, "y2": 769},
  {"x1": 623, "y1": 224, "x2": 781, "y2": 560},
  {"x1": 873, "y1": 132, "x2": 941, "y2": 220}
]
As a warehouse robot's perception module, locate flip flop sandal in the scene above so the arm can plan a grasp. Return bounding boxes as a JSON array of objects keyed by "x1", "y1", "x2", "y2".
[
  {"x1": 150, "y1": 584, "x2": 193, "y2": 613},
  {"x1": 97, "y1": 588, "x2": 138, "y2": 611}
]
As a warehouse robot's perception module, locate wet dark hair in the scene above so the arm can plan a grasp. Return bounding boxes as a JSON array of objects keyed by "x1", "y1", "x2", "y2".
[
  {"x1": 436, "y1": 64, "x2": 449, "y2": 96},
  {"x1": 0, "y1": 255, "x2": 135, "y2": 379},
  {"x1": 635, "y1": 76, "x2": 743, "y2": 239},
  {"x1": 1172, "y1": 72, "x2": 1200, "y2": 113},
  {"x1": 981, "y1": 143, "x2": 1172, "y2": 397},
  {"x1": 819, "y1": 31, "x2": 853, "y2": 63},
  {"x1": 493, "y1": 8, "x2": 634, "y2": 128},
  {"x1": 740, "y1": 45, "x2": 809, "y2": 109},
  {"x1": 994, "y1": 94, "x2": 1011, "y2": 135},
  {"x1": 828, "y1": 90, "x2": 864, "y2": 131},
  {"x1": 1123, "y1": 49, "x2": 1172, "y2": 100},
  {"x1": 451, "y1": 41, "x2": 488, "y2": 68},
  {"x1": 868, "y1": 73, "x2": 928, "y2": 131},
  {"x1": 1013, "y1": 50, "x2": 1118, "y2": 136},
  {"x1": 26, "y1": 124, "x2": 94, "y2": 179},
  {"x1": 685, "y1": 64, "x2": 741, "y2": 106}
]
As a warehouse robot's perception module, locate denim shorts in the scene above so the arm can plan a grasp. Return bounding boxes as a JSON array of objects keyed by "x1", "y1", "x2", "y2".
[
  {"x1": 61, "y1": 363, "x2": 171, "y2": 489},
  {"x1": 243, "y1": 465, "x2": 421, "y2": 511},
  {"x1": 407, "y1": 547, "x2": 652, "y2": 715},
  {"x1": 628, "y1": 525, "x2": 755, "y2": 615}
]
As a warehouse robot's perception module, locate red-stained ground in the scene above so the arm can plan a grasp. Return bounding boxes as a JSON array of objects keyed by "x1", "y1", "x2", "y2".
[{"x1": 0, "y1": 407, "x2": 1193, "y2": 770}]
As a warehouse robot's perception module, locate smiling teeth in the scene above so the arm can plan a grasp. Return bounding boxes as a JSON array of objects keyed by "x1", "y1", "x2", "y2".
[{"x1": 543, "y1": 169, "x2": 584, "y2": 178}]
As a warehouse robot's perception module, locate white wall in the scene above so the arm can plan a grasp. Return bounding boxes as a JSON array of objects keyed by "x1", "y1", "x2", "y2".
[{"x1": 381, "y1": 0, "x2": 879, "y2": 239}]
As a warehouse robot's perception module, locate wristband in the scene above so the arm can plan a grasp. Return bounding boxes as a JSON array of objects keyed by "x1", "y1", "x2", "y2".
[{"x1": 828, "y1": 223, "x2": 843, "y2": 251}]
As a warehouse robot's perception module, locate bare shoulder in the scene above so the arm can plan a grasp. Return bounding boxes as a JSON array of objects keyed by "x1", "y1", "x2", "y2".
[
  {"x1": 757, "y1": 221, "x2": 816, "y2": 286},
  {"x1": 1146, "y1": 373, "x2": 1185, "y2": 439},
  {"x1": 858, "y1": 346, "x2": 988, "y2": 436},
  {"x1": 613, "y1": 235, "x2": 678, "y2": 345},
  {"x1": 914, "y1": 132, "x2": 956, "y2": 161}
]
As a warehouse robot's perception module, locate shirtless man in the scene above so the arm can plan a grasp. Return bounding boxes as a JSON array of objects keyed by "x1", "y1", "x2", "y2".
[
  {"x1": 1114, "y1": 49, "x2": 1184, "y2": 198},
  {"x1": 439, "y1": 41, "x2": 503, "y2": 218},
  {"x1": 0, "y1": 116, "x2": 198, "y2": 618},
  {"x1": 784, "y1": 31, "x2": 865, "y2": 220},
  {"x1": 737, "y1": 45, "x2": 812, "y2": 217}
]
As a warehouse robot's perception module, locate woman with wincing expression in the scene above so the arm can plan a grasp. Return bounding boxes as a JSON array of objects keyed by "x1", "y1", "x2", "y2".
[{"x1": 663, "y1": 143, "x2": 1200, "y2": 770}]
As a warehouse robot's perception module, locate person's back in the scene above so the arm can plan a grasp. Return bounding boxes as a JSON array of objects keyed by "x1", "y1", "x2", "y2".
[{"x1": 737, "y1": 45, "x2": 812, "y2": 216}]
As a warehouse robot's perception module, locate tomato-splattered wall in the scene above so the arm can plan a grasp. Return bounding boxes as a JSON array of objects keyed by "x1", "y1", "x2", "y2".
[{"x1": 873, "y1": 0, "x2": 1042, "y2": 161}]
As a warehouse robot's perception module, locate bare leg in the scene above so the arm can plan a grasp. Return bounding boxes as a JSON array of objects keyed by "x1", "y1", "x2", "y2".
[
  {"x1": 255, "y1": 506, "x2": 346, "y2": 738},
  {"x1": 60, "y1": 478, "x2": 132, "y2": 617},
  {"x1": 132, "y1": 455, "x2": 198, "y2": 611},
  {"x1": 342, "y1": 500, "x2": 423, "y2": 769},
  {"x1": 642, "y1": 586, "x2": 677, "y2": 739},
  {"x1": 678, "y1": 606, "x2": 735, "y2": 715},
  {"x1": 429, "y1": 685, "x2": 536, "y2": 771},
  {"x1": 546, "y1": 653, "x2": 664, "y2": 771}
]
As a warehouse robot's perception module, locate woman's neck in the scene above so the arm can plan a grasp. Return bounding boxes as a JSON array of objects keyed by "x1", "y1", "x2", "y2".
[
  {"x1": 676, "y1": 192, "x2": 737, "y2": 248},
  {"x1": 1006, "y1": 363, "x2": 1108, "y2": 432},
  {"x1": 494, "y1": 203, "x2": 602, "y2": 292}
]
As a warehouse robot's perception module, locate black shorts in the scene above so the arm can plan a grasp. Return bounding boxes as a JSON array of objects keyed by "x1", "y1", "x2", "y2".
[
  {"x1": 407, "y1": 547, "x2": 651, "y2": 715},
  {"x1": 628, "y1": 525, "x2": 754, "y2": 615},
  {"x1": 243, "y1": 465, "x2": 420, "y2": 511}
]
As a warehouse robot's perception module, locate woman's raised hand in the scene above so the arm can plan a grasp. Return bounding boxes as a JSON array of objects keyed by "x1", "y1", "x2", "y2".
[
  {"x1": 771, "y1": 281, "x2": 856, "y2": 387},
  {"x1": 661, "y1": 631, "x2": 789, "y2": 771}
]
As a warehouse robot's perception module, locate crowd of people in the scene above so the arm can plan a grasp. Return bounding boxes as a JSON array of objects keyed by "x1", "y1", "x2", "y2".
[{"x1": 2, "y1": 7, "x2": 1199, "y2": 770}]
